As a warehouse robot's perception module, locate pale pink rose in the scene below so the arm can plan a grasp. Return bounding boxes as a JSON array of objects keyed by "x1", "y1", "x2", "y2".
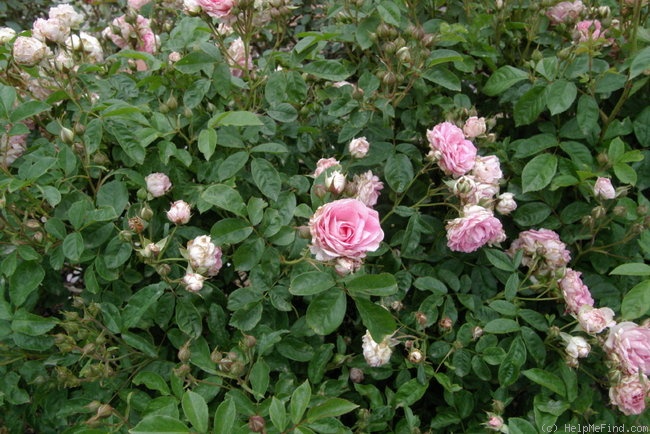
[
  {"x1": 66, "y1": 32, "x2": 104, "y2": 64},
  {"x1": 446, "y1": 205, "x2": 506, "y2": 253},
  {"x1": 471, "y1": 155, "x2": 502, "y2": 185},
  {"x1": 362, "y1": 330, "x2": 394, "y2": 367},
  {"x1": 309, "y1": 198, "x2": 384, "y2": 261},
  {"x1": 426, "y1": 121, "x2": 477, "y2": 177},
  {"x1": 577, "y1": 306, "x2": 616, "y2": 335},
  {"x1": 325, "y1": 170, "x2": 346, "y2": 194},
  {"x1": 183, "y1": 0, "x2": 202, "y2": 14},
  {"x1": 546, "y1": 0, "x2": 585, "y2": 24},
  {"x1": 507, "y1": 229, "x2": 571, "y2": 275},
  {"x1": 0, "y1": 27, "x2": 16, "y2": 44},
  {"x1": 103, "y1": 15, "x2": 157, "y2": 54},
  {"x1": 13, "y1": 36, "x2": 51, "y2": 66},
  {"x1": 48, "y1": 4, "x2": 84, "y2": 28},
  {"x1": 594, "y1": 177, "x2": 616, "y2": 200},
  {"x1": 349, "y1": 137, "x2": 370, "y2": 158},
  {"x1": 451, "y1": 176, "x2": 498, "y2": 207},
  {"x1": 168, "y1": 51, "x2": 182, "y2": 63},
  {"x1": 128, "y1": 0, "x2": 152, "y2": 9},
  {"x1": 186, "y1": 235, "x2": 223, "y2": 276},
  {"x1": 145, "y1": 172, "x2": 172, "y2": 197},
  {"x1": 182, "y1": 273, "x2": 206, "y2": 292},
  {"x1": 32, "y1": 18, "x2": 70, "y2": 43},
  {"x1": 496, "y1": 192, "x2": 517, "y2": 215},
  {"x1": 167, "y1": 200, "x2": 192, "y2": 225},
  {"x1": 227, "y1": 37, "x2": 253, "y2": 78},
  {"x1": 484, "y1": 414, "x2": 504, "y2": 431},
  {"x1": 609, "y1": 374, "x2": 649, "y2": 416},
  {"x1": 352, "y1": 171, "x2": 383, "y2": 207},
  {"x1": 313, "y1": 157, "x2": 340, "y2": 177},
  {"x1": 604, "y1": 322, "x2": 650, "y2": 375},
  {"x1": 574, "y1": 20, "x2": 607, "y2": 43},
  {"x1": 462, "y1": 116, "x2": 486, "y2": 138},
  {"x1": 564, "y1": 335, "x2": 590, "y2": 359},
  {"x1": 559, "y1": 268, "x2": 594, "y2": 315},
  {"x1": 197, "y1": 0, "x2": 236, "y2": 19}
]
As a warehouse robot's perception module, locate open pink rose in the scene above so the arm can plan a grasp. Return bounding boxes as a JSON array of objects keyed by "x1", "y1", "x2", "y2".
[
  {"x1": 309, "y1": 198, "x2": 383, "y2": 261},
  {"x1": 426, "y1": 121, "x2": 477, "y2": 177},
  {"x1": 559, "y1": 268, "x2": 594, "y2": 315},
  {"x1": 577, "y1": 306, "x2": 615, "y2": 335},
  {"x1": 197, "y1": 0, "x2": 235, "y2": 19},
  {"x1": 546, "y1": 0, "x2": 585, "y2": 24},
  {"x1": 604, "y1": 322, "x2": 650, "y2": 375},
  {"x1": 609, "y1": 374, "x2": 649, "y2": 416},
  {"x1": 446, "y1": 205, "x2": 506, "y2": 253},
  {"x1": 507, "y1": 228, "x2": 571, "y2": 275}
]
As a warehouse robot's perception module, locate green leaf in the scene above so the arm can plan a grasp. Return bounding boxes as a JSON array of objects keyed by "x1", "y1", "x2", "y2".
[
  {"x1": 522, "y1": 368, "x2": 566, "y2": 397},
  {"x1": 182, "y1": 391, "x2": 209, "y2": 433},
  {"x1": 213, "y1": 399, "x2": 236, "y2": 434},
  {"x1": 345, "y1": 273, "x2": 398, "y2": 297},
  {"x1": 270, "y1": 397, "x2": 288, "y2": 432},
  {"x1": 200, "y1": 184, "x2": 247, "y2": 216},
  {"x1": 62, "y1": 232, "x2": 84, "y2": 262},
  {"x1": 96, "y1": 180, "x2": 129, "y2": 217},
  {"x1": 498, "y1": 358, "x2": 520, "y2": 387},
  {"x1": 11, "y1": 309, "x2": 58, "y2": 336},
  {"x1": 302, "y1": 60, "x2": 354, "y2": 81},
  {"x1": 218, "y1": 151, "x2": 249, "y2": 181},
  {"x1": 129, "y1": 415, "x2": 190, "y2": 434},
  {"x1": 513, "y1": 202, "x2": 552, "y2": 227},
  {"x1": 211, "y1": 218, "x2": 253, "y2": 245},
  {"x1": 483, "y1": 318, "x2": 520, "y2": 334},
  {"x1": 621, "y1": 279, "x2": 650, "y2": 320},
  {"x1": 268, "y1": 103, "x2": 298, "y2": 123},
  {"x1": 484, "y1": 249, "x2": 516, "y2": 271},
  {"x1": 354, "y1": 297, "x2": 397, "y2": 342},
  {"x1": 198, "y1": 129, "x2": 217, "y2": 161},
  {"x1": 0, "y1": 84, "x2": 17, "y2": 119},
  {"x1": 306, "y1": 289, "x2": 347, "y2": 335},
  {"x1": 377, "y1": 1, "x2": 401, "y2": 26},
  {"x1": 483, "y1": 66, "x2": 529, "y2": 96},
  {"x1": 545, "y1": 80, "x2": 577, "y2": 115},
  {"x1": 613, "y1": 162, "x2": 637, "y2": 185},
  {"x1": 394, "y1": 379, "x2": 428, "y2": 408},
  {"x1": 290, "y1": 380, "x2": 311, "y2": 424},
  {"x1": 121, "y1": 332, "x2": 158, "y2": 358},
  {"x1": 209, "y1": 111, "x2": 263, "y2": 127},
  {"x1": 422, "y1": 67, "x2": 461, "y2": 91},
  {"x1": 385, "y1": 153, "x2": 414, "y2": 193},
  {"x1": 514, "y1": 86, "x2": 546, "y2": 126},
  {"x1": 289, "y1": 271, "x2": 336, "y2": 296},
  {"x1": 521, "y1": 154, "x2": 557, "y2": 193},
  {"x1": 122, "y1": 283, "x2": 166, "y2": 330},
  {"x1": 232, "y1": 237, "x2": 265, "y2": 271},
  {"x1": 427, "y1": 49, "x2": 463, "y2": 67},
  {"x1": 576, "y1": 95, "x2": 600, "y2": 139},
  {"x1": 9, "y1": 261, "x2": 45, "y2": 307},
  {"x1": 10, "y1": 101, "x2": 51, "y2": 123},
  {"x1": 306, "y1": 398, "x2": 359, "y2": 421},
  {"x1": 133, "y1": 371, "x2": 171, "y2": 396},
  {"x1": 251, "y1": 158, "x2": 282, "y2": 201},
  {"x1": 508, "y1": 418, "x2": 537, "y2": 434},
  {"x1": 176, "y1": 296, "x2": 203, "y2": 338},
  {"x1": 629, "y1": 46, "x2": 650, "y2": 79},
  {"x1": 610, "y1": 263, "x2": 650, "y2": 276},
  {"x1": 250, "y1": 359, "x2": 270, "y2": 399}
]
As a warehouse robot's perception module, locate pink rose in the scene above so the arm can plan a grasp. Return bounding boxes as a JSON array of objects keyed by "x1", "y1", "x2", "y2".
[
  {"x1": 577, "y1": 306, "x2": 616, "y2": 335},
  {"x1": 559, "y1": 268, "x2": 594, "y2": 315},
  {"x1": 145, "y1": 172, "x2": 172, "y2": 197},
  {"x1": 128, "y1": 0, "x2": 152, "y2": 9},
  {"x1": 546, "y1": 0, "x2": 585, "y2": 24},
  {"x1": 507, "y1": 229, "x2": 571, "y2": 275},
  {"x1": 12, "y1": 36, "x2": 51, "y2": 66},
  {"x1": 604, "y1": 322, "x2": 650, "y2": 375},
  {"x1": 167, "y1": 200, "x2": 192, "y2": 225},
  {"x1": 471, "y1": 155, "x2": 502, "y2": 185},
  {"x1": 103, "y1": 15, "x2": 157, "y2": 54},
  {"x1": 574, "y1": 20, "x2": 607, "y2": 43},
  {"x1": 426, "y1": 122, "x2": 477, "y2": 177},
  {"x1": 309, "y1": 198, "x2": 384, "y2": 261},
  {"x1": 227, "y1": 37, "x2": 253, "y2": 78},
  {"x1": 451, "y1": 176, "x2": 498, "y2": 207},
  {"x1": 32, "y1": 18, "x2": 69, "y2": 43},
  {"x1": 349, "y1": 137, "x2": 370, "y2": 158},
  {"x1": 182, "y1": 273, "x2": 205, "y2": 292},
  {"x1": 186, "y1": 235, "x2": 223, "y2": 276},
  {"x1": 594, "y1": 177, "x2": 616, "y2": 200},
  {"x1": 609, "y1": 374, "x2": 649, "y2": 416},
  {"x1": 313, "y1": 157, "x2": 340, "y2": 178},
  {"x1": 197, "y1": 0, "x2": 235, "y2": 19},
  {"x1": 352, "y1": 170, "x2": 383, "y2": 207},
  {"x1": 446, "y1": 205, "x2": 506, "y2": 253},
  {"x1": 462, "y1": 116, "x2": 486, "y2": 138},
  {"x1": 48, "y1": 4, "x2": 84, "y2": 28},
  {"x1": 496, "y1": 192, "x2": 517, "y2": 215}
]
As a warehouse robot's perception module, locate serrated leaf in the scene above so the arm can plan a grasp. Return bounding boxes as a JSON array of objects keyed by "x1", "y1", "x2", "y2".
[
  {"x1": 613, "y1": 162, "x2": 637, "y2": 185},
  {"x1": 289, "y1": 271, "x2": 335, "y2": 296},
  {"x1": 213, "y1": 399, "x2": 236, "y2": 434},
  {"x1": 354, "y1": 297, "x2": 397, "y2": 342},
  {"x1": 306, "y1": 289, "x2": 346, "y2": 335},
  {"x1": 200, "y1": 184, "x2": 247, "y2": 216},
  {"x1": 521, "y1": 154, "x2": 557, "y2": 193},
  {"x1": 129, "y1": 415, "x2": 190, "y2": 434},
  {"x1": 484, "y1": 318, "x2": 520, "y2": 334},
  {"x1": 546, "y1": 80, "x2": 577, "y2": 115},
  {"x1": 514, "y1": 86, "x2": 546, "y2": 126},
  {"x1": 290, "y1": 380, "x2": 311, "y2": 424},
  {"x1": 610, "y1": 263, "x2": 650, "y2": 276},
  {"x1": 377, "y1": 1, "x2": 401, "y2": 26},
  {"x1": 198, "y1": 129, "x2": 217, "y2": 161},
  {"x1": 483, "y1": 66, "x2": 529, "y2": 96},
  {"x1": 251, "y1": 158, "x2": 282, "y2": 201},
  {"x1": 522, "y1": 368, "x2": 566, "y2": 397},
  {"x1": 302, "y1": 60, "x2": 354, "y2": 81},
  {"x1": 345, "y1": 273, "x2": 398, "y2": 297},
  {"x1": 385, "y1": 153, "x2": 414, "y2": 193},
  {"x1": 630, "y1": 46, "x2": 650, "y2": 79},
  {"x1": 306, "y1": 398, "x2": 359, "y2": 421},
  {"x1": 209, "y1": 111, "x2": 263, "y2": 127},
  {"x1": 394, "y1": 379, "x2": 428, "y2": 408},
  {"x1": 182, "y1": 391, "x2": 209, "y2": 433},
  {"x1": 621, "y1": 279, "x2": 650, "y2": 320}
]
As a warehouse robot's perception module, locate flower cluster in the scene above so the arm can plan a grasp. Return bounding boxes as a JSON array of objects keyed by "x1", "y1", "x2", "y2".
[
  {"x1": 507, "y1": 228, "x2": 571, "y2": 278},
  {"x1": 102, "y1": 13, "x2": 158, "y2": 70}
]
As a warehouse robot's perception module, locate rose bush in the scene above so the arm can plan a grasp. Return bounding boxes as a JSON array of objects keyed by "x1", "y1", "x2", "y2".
[{"x1": 0, "y1": 0, "x2": 649, "y2": 432}]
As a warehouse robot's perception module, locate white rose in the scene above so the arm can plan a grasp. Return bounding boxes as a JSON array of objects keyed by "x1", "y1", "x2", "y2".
[
  {"x1": 0, "y1": 27, "x2": 16, "y2": 44},
  {"x1": 349, "y1": 137, "x2": 370, "y2": 158},
  {"x1": 33, "y1": 18, "x2": 69, "y2": 43},
  {"x1": 496, "y1": 192, "x2": 517, "y2": 215},
  {"x1": 13, "y1": 36, "x2": 51, "y2": 66},
  {"x1": 362, "y1": 330, "x2": 394, "y2": 367},
  {"x1": 182, "y1": 273, "x2": 205, "y2": 292},
  {"x1": 167, "y1": 200, "x2": 192, "y2": 225},
  {"x1": 144, "y1": 172, "x2": 172, "y2": 197}
]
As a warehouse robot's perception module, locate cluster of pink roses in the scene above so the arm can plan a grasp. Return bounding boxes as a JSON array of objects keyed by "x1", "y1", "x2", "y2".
[
  {"x1": 426, "y1": 119, "x2": 514, "y2": 253},
  {"x1": 307, "y1": 138, "x2": 385, "y2": 275},
  {"x1": 102, "y1": 13, "x2": 158, "y2": 68},
  {"x1": 544, "y1": 1, "x2": 615, "y2": 46}
]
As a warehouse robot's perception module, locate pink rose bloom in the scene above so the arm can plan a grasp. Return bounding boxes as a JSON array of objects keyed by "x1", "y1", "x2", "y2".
[
  {"x1": 604, "y1": 322, "x2": 650, "y2": 375},
  {"x1": 462, "y1": 116, "x2": 486, "y2": 138},
  {"x1": 309, "y1": 198, "x2": 384, "y2": 261},
  {"x1": 451, "y1": 176, "x2": 499, "y2": 207},
  {"x1": 484, "y1": 414, "x2": 504, "y2": 431},
  {"x1": 197, "y1": 0, "x2": 236, "y2": 19},
  {"x1": 167, "y1": 200, "x2": 192, "y2": 225},
  {"x1": 48, "y1": 4, "x2": 84, "y2": 28},
  {"x1": 128, "y1": 0, "x2": 152, "y2": 9},
  {"x1": 103, "y1": 15, "x2": 157, "y2": 54},
  {"x1": 426, "y1": 121, "x2": 477, "y2": 177},
  {"x1": 609, "y1": 374, "x2": 649, "y2": 416},
  {"x1": 594, "y1": 177, "x2": 616, "y2": 200},
  {"x1": 471, "y1": 155, "x2": 502, "y2": 185},
  {"x1": 32, "y1": 18, "x2": 69, "y2": 43},
  {"x1": 186, "y1": 235, "x2": 223, "y2": 276},
  {"x1": 145, "y1": 172, "x2": 172, "y2": 197},
  {"x1": 574, "y1": 20, "x2": 607, "y2": 43},
  {"x1": 313, "y1": 157, "x2": 340, "y2": 177},
  {"x1": 507, "y1": 229, "x2": 571, "y2": 275},
  {"x1": 182, "y1": 273, "x2": 205, "y2": 292},
  {"x1": 349, "y1": 137, "x2": 370, "y2": 158},
  {"x1": 446, "y1": 205, "x2": 506, "y2": 253},
  {"x1": 546, "y1": 0, "x2": 585, "y2": 24},
  {"x1": 12, "y1": 36, "x2": 51, "y2": 66},
  {"x1": 227, "y1": 37, "x2": 253, "y2": 78},
  {"x1": 496, "y1": 192, "x2": 517, "y2": 215},
  {"x1": 559, "y1": 268, "x2": 594, "y2": 315},
  {"x1": 577, "y1": 306, "x2": 616, "y2": 335},
  {"x1": 352, "y1": 171, "x2": 383, "y2": 207}
]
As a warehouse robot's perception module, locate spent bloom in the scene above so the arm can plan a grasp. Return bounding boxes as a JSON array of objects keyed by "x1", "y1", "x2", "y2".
[
  {"x1": 186, "y1": 235, "x2": 223, "y2": 276},
  {"x1": 313, "y1": 157, "x2": 340, "y2": 178},
  {"x1": 182, "y1": 273, "x2": 205, "y2": 292},
  {"x1": 462, "y1": 116, "x2": 486, "y2": 138},
  {"x1": 349, "y1": 137, "x2": 370, "y2": 158},
  {"x1": 574, "y1": 20, "x2": 608, "y2": 43},
  {"x1": 66, "y1": 32, "x2": 104, "y2": 64},
  {"x1": 426, "y1": 121, "x2": 477, "y2": 177},
  {"x1": 483, "y1": 414, "x2": 505, "y2": 432},
  {"x1": 577, "y1": 305, "x2": 616, "y2": 335},
  {"x1": 471, "y1": 155, "x2": 502, "y2": 186},
  {"x1": 103, "y1": 15, "x2": 158, "y2": 54},
  {"x1": 496, "y1": 192, "x2": 517, "y2": 215},
  {"x1": 446, "y1": 205, "x2": 506, "y2": 253},
  {"x1": 507, "y1": 229, "x2": 571, "y2": 276},
  {"x1": 309, "y1": 198, "x2": 384, "y2": 261},
  {"x1": 604, "y1": 322, "x2": 650, "y2": 375},
  {"x1": 325, "y1": 170, "x2": 346, "y2": 194},
  {"x1": 351, "y1": 171, "x2": 384, "y2": 207},
  {"x1": 562, "y1": 334, "x2": 591, "y2": 359},
  {"x1": 558, "y1": 268, "x2": 594, "y2": 315},
  {"x1": 167, "y1": 200, "x2": 192, "y2": 225},
  {"x1": 1, "y1": 131, "x2": 28, "y2": 168},
  {"x1": 594, "y1": 177, "x2": 616, "y2": 200},
  {"x1": 609, "y1": 374, "x2": 649, "y2": 416},
  {"x1": 32, "y1": 18, "x2": 70, "y2": 44},
  {"x1": 362, "y1": 330, "x2": 395, "y2": 367},
  {"x1": 145, "y1": 172, "x2": 172, "y2": 197},
  {"x1": 546, "y1": 0, "x2": 585, "y2": 24}
]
